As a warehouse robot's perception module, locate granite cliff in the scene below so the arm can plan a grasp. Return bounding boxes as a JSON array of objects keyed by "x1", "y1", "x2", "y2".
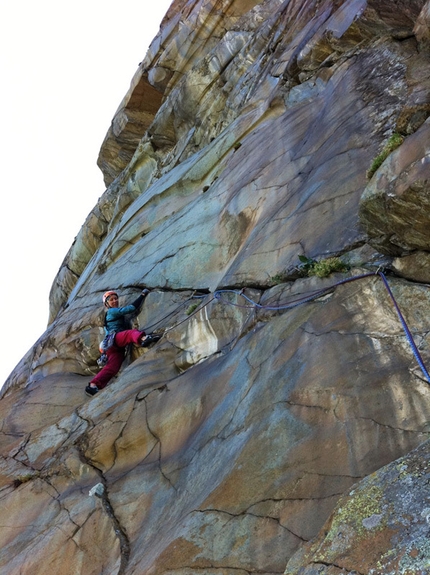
[{"x1": 2, "y1": 0, "x2": 430, "y2": 574}]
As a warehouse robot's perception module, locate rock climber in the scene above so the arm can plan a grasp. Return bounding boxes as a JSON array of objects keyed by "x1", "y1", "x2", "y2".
[{"x1": 85, "y1": 289, "x2": 160, "y2": 396}]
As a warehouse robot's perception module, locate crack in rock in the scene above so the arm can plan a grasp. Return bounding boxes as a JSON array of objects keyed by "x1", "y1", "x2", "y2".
[
  {"x1": 142, "y1": 395, "x2": 178, "y2": 491},
  {"x1": 356, "y1": 415, "x2": 430, "y2": 435},
  {"x1": 163, "y1": 567, "x2": 283, "y2": 575},
  {"x1": 310, "y1": 559, "x2": 366, "y2": 575},
  {"x1": 75, "y1": 429, "x2": 131, "y2": 575},
  {"x1": 194, "y1": 507, "x2": 307, "y2": 542}
]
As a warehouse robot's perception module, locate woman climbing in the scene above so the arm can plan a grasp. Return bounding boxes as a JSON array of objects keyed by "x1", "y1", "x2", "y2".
[{"x1": 85, "y1": 289, "x2": 160, "y2": 396}]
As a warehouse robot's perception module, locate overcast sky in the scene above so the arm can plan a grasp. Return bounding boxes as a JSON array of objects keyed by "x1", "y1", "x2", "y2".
[{"x1": 0, "y1": 0, "x2": 173, "y2": 386}]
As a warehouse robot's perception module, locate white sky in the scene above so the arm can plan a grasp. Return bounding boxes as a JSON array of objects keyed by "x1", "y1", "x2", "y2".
[{"x1": 0, "y1": 0, "x2": 173, "y2": 386}]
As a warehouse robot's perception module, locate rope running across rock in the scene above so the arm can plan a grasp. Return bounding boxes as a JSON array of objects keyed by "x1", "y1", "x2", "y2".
[{"x1": 144, "y1": 271, "x2": 430, "y2": 385}]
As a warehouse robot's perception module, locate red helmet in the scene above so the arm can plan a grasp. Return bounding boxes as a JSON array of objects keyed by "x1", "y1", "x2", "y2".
[{"x1": 103, "y1": 290, "x2": 118, "y2": 305}]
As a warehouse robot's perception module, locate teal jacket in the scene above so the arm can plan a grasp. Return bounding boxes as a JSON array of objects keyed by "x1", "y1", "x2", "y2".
[{"x1": 104, "y1": 294, "x2": 145, "y2": 334}]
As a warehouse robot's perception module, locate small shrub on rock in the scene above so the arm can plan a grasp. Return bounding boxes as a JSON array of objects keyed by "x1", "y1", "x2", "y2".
[
  {"x1": 367, "y1": 133, "x2": 404, "y2": 179},
  {"x1": 309, "y1": 257, "x2": 348, "y2": 278}
]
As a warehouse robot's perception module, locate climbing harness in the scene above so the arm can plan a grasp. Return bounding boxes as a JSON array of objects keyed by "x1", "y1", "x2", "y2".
[
  {"x1": 100, "y1": 331, "x2": 117, "y2": 352},
  {"x1": 96, "y1": 331, "x2": 117, "y2": 367}
]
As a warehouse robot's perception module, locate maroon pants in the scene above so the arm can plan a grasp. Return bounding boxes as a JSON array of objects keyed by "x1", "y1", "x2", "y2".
[{"x1": 90, "y1": 329, "x2": 145, "y2": 389}]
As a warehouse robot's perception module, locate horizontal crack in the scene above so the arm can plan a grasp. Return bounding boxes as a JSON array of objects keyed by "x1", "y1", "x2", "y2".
[
  {"x1": 160, "y1": 566, "x2": 283, "y2": 575},
  {"x1": 311, "y1": 559, "x2": 366, "y2": 575},
  {"x1": 194, "y1": 507, "x2": 307, "y2": 541}
]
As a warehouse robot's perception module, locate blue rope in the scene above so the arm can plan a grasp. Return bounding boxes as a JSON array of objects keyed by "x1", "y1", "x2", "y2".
[
  {"x1": 215, "y1": 271, "x2": 430, "y2": 385},
  {"x1": 214, "y1": 273, "x2": 376, "y2": 310},
  {"x1": 378, "y1": 272, "x2": 430, "y2": 384},
  {"x1": 144, "y1": 272, "x2": 430, "y2": 384}
]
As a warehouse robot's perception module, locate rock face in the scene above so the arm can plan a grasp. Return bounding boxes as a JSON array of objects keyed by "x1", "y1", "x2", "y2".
[
  {"x1": 284, "y1": 438, "x2": 430, "y2": 574},
  {"x1": 2, "y1": 1, "x2": 430, "y2": 574}
]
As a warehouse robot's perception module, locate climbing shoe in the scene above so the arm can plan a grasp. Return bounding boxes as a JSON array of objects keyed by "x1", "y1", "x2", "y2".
[
  {"x1": 141, "y1": 333, "x2": 162, "y2": 347},
  {"x1": 85, "y1": 385, "x2": 99, "y2": 397}
]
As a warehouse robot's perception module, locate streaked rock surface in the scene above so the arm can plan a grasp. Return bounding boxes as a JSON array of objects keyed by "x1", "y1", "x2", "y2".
[{"x1": 2, "y1": 1, "x2": 430, "y2": 574}]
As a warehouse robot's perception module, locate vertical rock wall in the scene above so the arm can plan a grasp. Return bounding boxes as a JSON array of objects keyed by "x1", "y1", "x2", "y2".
[{"x1": 2, "y1": 1, "x2": 430, "y2": 574}]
